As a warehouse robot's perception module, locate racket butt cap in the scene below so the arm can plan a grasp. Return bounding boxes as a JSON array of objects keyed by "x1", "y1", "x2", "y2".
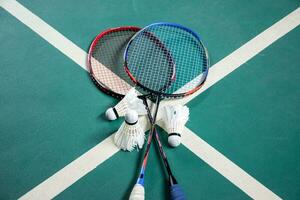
[
  {"x1": 170, "y1": 184, "x2": 186, "y2": 200},
  {"x1": 129, "y1": 184, "x2": 145, "y2": 200}
]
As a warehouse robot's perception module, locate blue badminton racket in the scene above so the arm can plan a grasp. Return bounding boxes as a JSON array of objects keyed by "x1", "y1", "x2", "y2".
[{"x1": 125, "y1": 22, "x2": 209, "y2": 200}]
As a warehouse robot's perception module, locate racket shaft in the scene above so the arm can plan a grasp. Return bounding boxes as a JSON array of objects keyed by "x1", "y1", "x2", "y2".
[
  {"x1": 147, "y1": 99, "x2": 177, "y2": 184},
  {"x1": 135, "y1": 99, "x2": 156, "y2": 184},
  {"x1": 138, "y1": 98, "x2": 177, "y2": 184}
]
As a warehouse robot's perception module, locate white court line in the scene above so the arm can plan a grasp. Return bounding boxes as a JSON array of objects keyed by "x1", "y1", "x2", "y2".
[
  {"x1": 157, "y1": 120, "x2": 285, "y2": 200},
  {"x1": 181, "y1": 128, "x2": 278, "y2": 200},
  {"x1": 160, "y1": 7, "x2": 300, "y2": 109},
  {"x1": 1, "y1": 0, "x2": 299, "y2": 199},
  {"x1": 0, "y1": 0, "x2": 87, "y2": 71},
  {"x1": 20, "y1": 135, "x2": 119, "y2": 200},
  {"x1": 159, "y1": 8, "x2": 300, "y2": 199}
]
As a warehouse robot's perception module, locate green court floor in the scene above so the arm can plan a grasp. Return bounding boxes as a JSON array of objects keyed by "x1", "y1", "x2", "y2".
[{"x1": 0, "y1": 0, "x2": 299, "y2": 199}]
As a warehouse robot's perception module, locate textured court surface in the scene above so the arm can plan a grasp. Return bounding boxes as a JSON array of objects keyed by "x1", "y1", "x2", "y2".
[{"x1": 0, "y1": 0, "x2": 300, "y2": 199}]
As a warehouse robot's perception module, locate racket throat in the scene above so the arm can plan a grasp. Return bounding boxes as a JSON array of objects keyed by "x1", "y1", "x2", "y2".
[{"x1": 151, "y1": 96, "x2": 161, "y2": 123}]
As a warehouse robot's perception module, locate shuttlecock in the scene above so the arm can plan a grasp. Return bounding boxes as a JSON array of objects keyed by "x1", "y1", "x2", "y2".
[
  {"x1": 114, "y1": 109, "x2": 145, "y2": 151},
  {"x1": 105, "y1": 88, "x2": 147, "y2": 120},
  {"x1": 162, "y1": 105, "x2": 189, "y2": 147},
  {"x1": 129, "y1": 184, "x2": 145, "y2": 200}
]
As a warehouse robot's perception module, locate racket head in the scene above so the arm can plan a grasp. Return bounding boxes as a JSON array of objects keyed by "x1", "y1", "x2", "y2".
[
  {"x1": 124, "y1": 22, "x2": 209, "y2": 98},
  {"x1": 87, "y1": 26, "x2": 147, "y2": 99}
]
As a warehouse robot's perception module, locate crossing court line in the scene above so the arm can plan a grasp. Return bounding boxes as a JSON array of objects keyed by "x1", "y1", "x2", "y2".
[
  {"x1": 0, "y1": 0, "x2": 87, "y2": 71},
  {"x1": 1, "y1": 0, "x2": 299, "y2": 199}
]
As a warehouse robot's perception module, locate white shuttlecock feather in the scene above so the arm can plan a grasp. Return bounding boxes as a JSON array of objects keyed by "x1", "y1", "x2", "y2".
[
  {"x1": 162, "y1": 105, "x2": 189, "y2": 147},
  {"x1": 114, "y1": 110, "x2": 145, "y2": 151},
  {"x1": 105, "y1": 88, "x2": 147, "y2": 120},
  {"x1": 129, "y1": 184, "x2": 145, "y2": 200}
]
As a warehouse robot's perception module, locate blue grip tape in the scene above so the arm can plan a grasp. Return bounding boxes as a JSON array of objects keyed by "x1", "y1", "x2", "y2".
[{"x1": 170, "y1": 184, "x2": 186, "y2": 200}]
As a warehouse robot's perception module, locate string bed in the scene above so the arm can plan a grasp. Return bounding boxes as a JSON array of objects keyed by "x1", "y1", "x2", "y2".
[
  {"x1": 124, "y1": 23, "x2": 209, "y2": 97},
  {"x1": 88, "y1": 27, "x2": 141, "y2": 98}
]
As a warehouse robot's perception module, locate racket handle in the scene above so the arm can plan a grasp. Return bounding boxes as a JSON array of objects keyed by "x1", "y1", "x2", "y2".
[
  {"x1": 129, "y1": 183, "x2": 145, "y2": 200},
  {"x1": 170, "y1": 184, "x2": 186, "y2": 200}
]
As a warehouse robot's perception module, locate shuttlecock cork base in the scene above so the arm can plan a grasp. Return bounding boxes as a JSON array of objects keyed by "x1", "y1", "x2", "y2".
[
  {"x1": 105, "y1": 88, "x2": 147, "y2": 120},
  {"x1": 114, "y1": 110, "x2": 145, "y2": 151},
  {"x1": 162, "y1": 105, "x2": 189, "y2": 148},
  {"x1": 105, "y1": 107, "x2": 119, "y2": 120},
  {"x1": 168, "y1": 133, "x2": 182, "y2": 148}
]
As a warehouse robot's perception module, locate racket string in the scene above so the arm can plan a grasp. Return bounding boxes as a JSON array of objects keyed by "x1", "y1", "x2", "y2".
[
  {"x1": 125, "y1": 24, "x2": 209, "y2": 97},
  {"x1": 90, "y1": 29, "x2": 139, "y2": 96},
  {"x1": 127, "y1": 33, "x2": 174, "y2": 92}
]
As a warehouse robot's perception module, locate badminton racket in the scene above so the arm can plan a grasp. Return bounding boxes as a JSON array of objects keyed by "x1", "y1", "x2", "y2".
[
  {"x1": 124, "y1": 22, "x2": 209, "y2": 200},
  {"x1": 87, "y1": 26, "x2": 183, "y2": 199}
]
